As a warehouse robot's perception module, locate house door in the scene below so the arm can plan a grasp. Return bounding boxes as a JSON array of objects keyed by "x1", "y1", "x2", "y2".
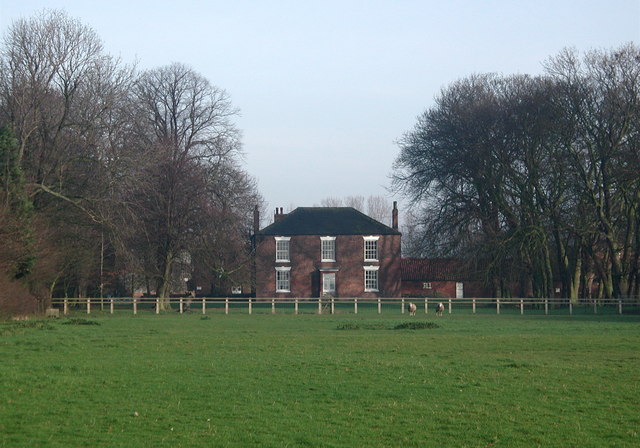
[
  {"x1": 456, "y1": 282, "x2": 464, "y2": 299},
  {"x1": 322, "y1": 273, "x2": 336, "y2": 296}
]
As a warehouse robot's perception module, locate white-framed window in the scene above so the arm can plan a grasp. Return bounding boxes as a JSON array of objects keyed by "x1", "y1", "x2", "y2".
[
  {"x1": 276, "y1": 267, "x2": 291, "y2": 293},
  {"x1": 321, "y1": 236, "x2": 336, "y2": 262},
  {"x1": 275, "y1": 237, "x2": 291, "y2": 262},
  {"x1": 363, "y1": 236, "x2": 379, "y2": 261},
  {"x1": 423, "y1": 282, "x2": 432, "y2": 289},
  {"x1": 364, "y1": 266, "x2": 379, "y2": 292}
]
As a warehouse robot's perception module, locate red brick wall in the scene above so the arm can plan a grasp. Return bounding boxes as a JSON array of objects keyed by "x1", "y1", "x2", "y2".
[
  {"x1": 254, "y1": 234, "x2": 401, "y2": 298},
  {"x1": 402, "y1": 280, "x2": 490, "y2": 298}
]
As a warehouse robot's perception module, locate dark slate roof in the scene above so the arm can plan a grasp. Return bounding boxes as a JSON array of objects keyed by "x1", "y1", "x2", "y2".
[
  {"x1": 256, "y1": 207, "x2": 400, "y2": 236},
  {"x1": 401, "y1": 258, "x2": 465, "y2": 281}
]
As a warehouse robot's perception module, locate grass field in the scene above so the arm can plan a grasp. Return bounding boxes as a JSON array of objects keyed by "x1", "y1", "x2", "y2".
[{"x1": 1, "y1": 310, "x2": 639, "y2": 447}]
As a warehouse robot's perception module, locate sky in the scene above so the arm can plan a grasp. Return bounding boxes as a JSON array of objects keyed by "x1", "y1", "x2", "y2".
[{"x1": 1, "y1": 0, "x2": 639, "y2": 220}]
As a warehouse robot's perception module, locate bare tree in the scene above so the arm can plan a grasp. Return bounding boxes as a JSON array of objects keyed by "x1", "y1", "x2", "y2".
[
  {"x1": 318, "y1": 194, "x2": 392, "y2": 223},
  {"x1": 394, "y1": 44, "x2": 640, "y2": 299},
  {"x1": 366, "y1": 195, "x2": 391, "y2": 225},
  {"x1": 344, "y1": 195, "x2": 365, "y2": 211},
  {"x1": 545, "y1": 44, "x2": 640, "y2": 298},
  {"x1": 319, "y1": 197, "x2": 343, "y2": 207},
  {"x1": 0, "y1": 9, "x2": 138, "y2": 303},
  {"x1": 131, "y1": 62, "x2": 243, "y2": 308},
  {"x1": 0, "y1": 10, "x2": 263, "y2": 310}
]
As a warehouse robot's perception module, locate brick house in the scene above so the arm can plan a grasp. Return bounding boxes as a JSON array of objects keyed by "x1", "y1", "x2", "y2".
[
  {"x1": 253, "y1": 204, "x2": 401, "y2": 298},
  {"x1": 401, "y1": 258, "x2": 490, "y2": 298}
]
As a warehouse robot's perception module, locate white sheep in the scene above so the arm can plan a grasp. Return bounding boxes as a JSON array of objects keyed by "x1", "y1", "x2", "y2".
[{"x1": 407, "y1": 302, "x2": 417, "y2": 316}]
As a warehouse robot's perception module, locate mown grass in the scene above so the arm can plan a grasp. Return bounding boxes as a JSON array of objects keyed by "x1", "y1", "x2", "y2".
[{"x1": 0, "y1": 312, "x2": 638, "y2": 447}]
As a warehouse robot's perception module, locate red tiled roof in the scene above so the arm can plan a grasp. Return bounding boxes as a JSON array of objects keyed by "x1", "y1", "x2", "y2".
[{"x1": 401, "y1": 258, "x2": 464, "y2": 281}]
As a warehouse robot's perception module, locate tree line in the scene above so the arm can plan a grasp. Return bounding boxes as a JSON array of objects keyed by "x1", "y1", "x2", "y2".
[
  {"x1": 394, "y1": 44, "x2": 640, "y2": 299},
  {"x1": 0, "y1": 10, "x2": 263, "y2": 314}
]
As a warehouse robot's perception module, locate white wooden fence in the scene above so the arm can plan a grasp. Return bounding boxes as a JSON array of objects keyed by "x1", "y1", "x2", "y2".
[{"x1": 50, "y1": 296, "x2": 639, "y2": 316}]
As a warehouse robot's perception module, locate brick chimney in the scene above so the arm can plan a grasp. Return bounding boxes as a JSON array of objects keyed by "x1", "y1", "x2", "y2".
[
  {"x1": 392, "y1": 201, "x2": 398, "y2": 230},
  {"x1": 274, "y1": 207, "x2": 286, "y2": 223}
]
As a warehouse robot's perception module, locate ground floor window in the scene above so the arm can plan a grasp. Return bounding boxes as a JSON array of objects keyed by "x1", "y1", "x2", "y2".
[
  {"x1": 276, "y1": 267, "x2": 291, "y2": 293},
  {"x1": 364, "y1": 266, "x2": 379, "y2": 292}
]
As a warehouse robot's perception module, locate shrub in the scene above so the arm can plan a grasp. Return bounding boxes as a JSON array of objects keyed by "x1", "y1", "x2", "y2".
[
  {"x1": 62, "y1": 318, "x2": 100, "y2": 326},
  {"x1": 0, "y1": 274, "x2": 37, "y2": 318},
  {"x1": 393, "y1": 321, "x2": 440, "y2": 330}
]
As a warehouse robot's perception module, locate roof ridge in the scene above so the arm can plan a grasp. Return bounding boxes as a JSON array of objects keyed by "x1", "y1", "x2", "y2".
[{"x1": 256, "y1": 206, "x2": 400, "y2": 236}]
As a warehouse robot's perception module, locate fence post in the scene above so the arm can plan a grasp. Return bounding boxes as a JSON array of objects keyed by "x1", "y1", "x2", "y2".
[
  {"x1": 225, "y1": 298, "x2": 229, "y2": 315},
  {"x1": 318, "y1": 298, "x2": 322, "y2": 315},
  {"x1": 569, "y1": 300, "x2": 573, "y2": 315},
  {"x1": 496, "y1": 298, "x2": 500, "y2": 315},
  {"x1": 472, "y1": 298, "x2": 476, "y2": 314},
  {"x1": 295, "y1": 298, "x2": 299, "y2": 315},
  {"x1": 155, "y1": 297, "x2": 159, "y2": 314},
  {"x1": 133, "y1": 298, "x2": 137, "y2": 315},
  {"x1": 354, "y1": 298, "x2": 358, "y2": 314},
  {"x1": 331, "y1": 297, "x2": 335, "y2": 315},
  {"x1": 86, "y1": 298, "x2": 90, "y2": 314},
  {"x1": 248, "y1": 298, "x2": 252, "y2": 315},
  {"x1": 520, "y1": 298, "x2": 524, "y2": 315},
  {"x1": 110, "y1": 298, "x2": 114, "y2": 314},
  {"x1": 593, "y1": 299, "x2": 597, "y2": 314},
  {"x1": 424, "y1": 298, "x2": 428, "y2": 314},
  {"x1": 179, "y1": 298, "x2": 184, "y2": 314},
  {"x1": 401, "y1": 298, "x2": 405, "y2": 314},
  {"x1": 618, "y1": 299, "x2": 622, "y2": 315},
  {"x1": 64, "y1": 299, "x2": 68, "y2": 315},
  {"x1": 377, "y1": 298, "x2": 381, "y2": 314},
  {"x1": 544, "y1": 298, "x2": 549, "y2": 315},
  {"x1": 448, "y1": 298, "x2": 452, "y2": 314},
  {"x1": 272, "y1": 298, "x2": 276, "y2": 314},
  {"x1": 202, "y1": 297, "x2": 206, "y2": 314}
]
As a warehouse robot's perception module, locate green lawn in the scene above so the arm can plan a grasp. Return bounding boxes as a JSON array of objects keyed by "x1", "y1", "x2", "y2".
[{"x1": 1, "y1": 311, "x2": 638, "y2": 447}]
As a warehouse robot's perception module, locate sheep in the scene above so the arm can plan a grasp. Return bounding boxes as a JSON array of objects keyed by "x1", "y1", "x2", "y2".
[
  {"x1": 407, "y1": 302, "x2": 417, "y2": 316},
  {"x1": 436, "y1": 302, "x2": 445, "y2": 316}
]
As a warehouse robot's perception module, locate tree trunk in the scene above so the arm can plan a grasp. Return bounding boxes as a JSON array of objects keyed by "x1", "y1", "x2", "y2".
[
  {"x1": 157, "y1": 249, "x2": 174, "y2": 311},
  {"x1": 570, "y1": 251, "x2": 582, "y2": 300}
]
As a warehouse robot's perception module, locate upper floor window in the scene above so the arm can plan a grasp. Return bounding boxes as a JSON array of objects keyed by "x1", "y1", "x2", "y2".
[
  {"x1": 321, "y1": 236, "x2": 336, "y2": 262},
  {"x1": 363, "y1": 236, "x2": 379, "y2": 261},
  {"x1": 275, "y1": 237, "x2": 291, "y2": 262}
]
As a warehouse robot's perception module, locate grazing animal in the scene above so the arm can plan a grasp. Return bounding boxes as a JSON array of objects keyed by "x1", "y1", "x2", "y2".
[
  {"x1": 436, "y1": 302, "x2": 445, "y2": 316},
  {"x1": 407, "y1": 302, "x2": 417, "y2": 316}
]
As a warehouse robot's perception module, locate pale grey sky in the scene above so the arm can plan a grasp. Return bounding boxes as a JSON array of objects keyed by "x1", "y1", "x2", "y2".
[{"x1": 1, "y1": 1, "x2": 639, "y2": 216}]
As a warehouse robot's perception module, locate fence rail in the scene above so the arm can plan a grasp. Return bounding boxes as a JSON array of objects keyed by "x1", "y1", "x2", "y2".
[{"x1": 49, "y1": 296, "x2": 640, "y2": 316}]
